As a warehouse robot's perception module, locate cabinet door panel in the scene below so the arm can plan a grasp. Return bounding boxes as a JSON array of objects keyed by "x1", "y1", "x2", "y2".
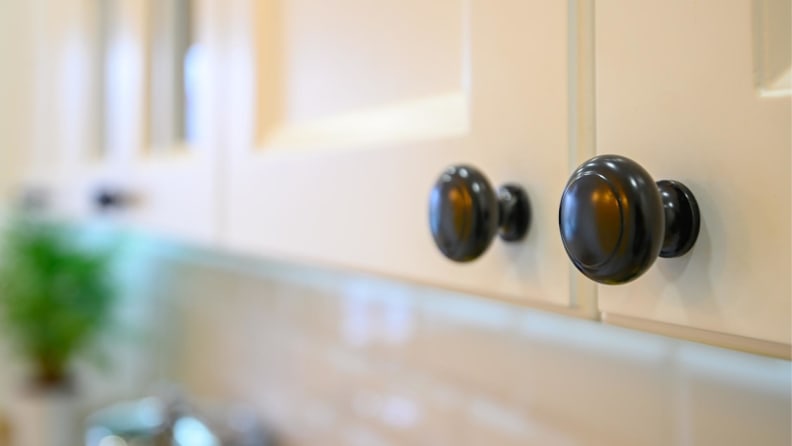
[
  {"x1": 39, "y1": 0, "x2": 219, "y2": 244},
  {"x1": 118, "y1": 0, "x2": 218, "y2": 244},
  {"x1": 22, "y1": 0, "x2": 116, "y2": 219},
  {"x1": 225, "y1": 0, "x2": 589, "y2": 309},
  {"x1": 595, "y1": 0, "x2": 791, "y2": 346}
]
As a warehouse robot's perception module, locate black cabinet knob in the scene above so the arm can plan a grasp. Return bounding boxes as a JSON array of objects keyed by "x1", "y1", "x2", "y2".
[
  {"x1": 559, "y1": 155, "x2": 700, "y2": 284},
  {"x1": 429, "y1": 165, "x2": 530, "y2": 262},
  {"x1": 94, "y1": 188, "x2": 132, "y2": 211}
]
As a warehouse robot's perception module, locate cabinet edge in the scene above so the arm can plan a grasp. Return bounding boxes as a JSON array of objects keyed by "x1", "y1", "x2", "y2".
[{"x1": 602, "y1": 313, "x2": 791, "y2": 360}]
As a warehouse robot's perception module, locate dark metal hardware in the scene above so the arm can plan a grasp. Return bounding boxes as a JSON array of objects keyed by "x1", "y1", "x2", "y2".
[
  {"x1": 429, "y1": 165, "x2": 530, "y2": 262},
  {"x1": 559, "y1": 154, "x2": 700, "y2": 284}
]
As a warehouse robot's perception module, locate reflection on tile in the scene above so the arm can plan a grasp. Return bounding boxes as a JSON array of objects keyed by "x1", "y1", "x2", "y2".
[
  {"x1": 342, "y1": 291, "x2": 414, "y2": 348},
  {"x1": 160, "y1": 252, "x2": 792, "y2": 446}
]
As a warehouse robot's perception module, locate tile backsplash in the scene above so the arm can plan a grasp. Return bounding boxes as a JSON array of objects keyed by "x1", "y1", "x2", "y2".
[
  {"x1": 2, "y1": 237, "x2": 786, "y2": 445},
  {"x1": 148, "y1": 245, "x2": 791, "y2": 446}
]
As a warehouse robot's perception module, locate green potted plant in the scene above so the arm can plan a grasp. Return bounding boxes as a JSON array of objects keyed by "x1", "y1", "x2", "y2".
[{"x1": 0, "y1": 217, "x2": 117, "y2": 446}]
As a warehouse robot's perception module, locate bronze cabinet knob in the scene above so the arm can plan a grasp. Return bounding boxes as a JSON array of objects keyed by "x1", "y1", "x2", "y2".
[
  {"x1": 429, "y1": 165, "x2": 530, "y2": 262},
  {"x1": 559, "y1": 155, "x2": 700, "y2": 284}
]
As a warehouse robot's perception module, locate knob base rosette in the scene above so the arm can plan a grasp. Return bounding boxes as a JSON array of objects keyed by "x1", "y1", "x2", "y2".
[{"x1": 497, "y1": 184, "x2": 531, "y2": 243}]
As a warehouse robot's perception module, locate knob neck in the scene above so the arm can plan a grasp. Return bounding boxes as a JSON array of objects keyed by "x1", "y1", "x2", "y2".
[
  {"x1": 657, "y1": 180, "x2": 700, "y2": 258},
  {"x1": 497, "y1": 184, "x2": 530, "y2": 242}
]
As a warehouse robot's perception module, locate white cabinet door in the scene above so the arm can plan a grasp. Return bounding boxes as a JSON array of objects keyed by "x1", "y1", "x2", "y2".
[
  {"x1": 22, "y1": 0, "x2": 114, "y2": 219},
  {"x1": 222, "y1": 0, "x2": 596, "y2": 311},
  {"x1": 0, "y1": 2, "x2": 36, "y2": 206},
  {"x1": 115, "y1": 0, "x2": 219, "y2": 244},
  {"x1": 36, "y1": 0, "x2": 219, "y2": 245},
  {"x1": 595, "y1": 0, "x2": 790, "y2": 352}
]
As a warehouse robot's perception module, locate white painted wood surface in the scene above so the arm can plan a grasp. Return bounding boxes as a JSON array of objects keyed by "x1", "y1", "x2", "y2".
[
  {"x1": 222, "y1": 0, "x2": 591, "y2": 312},
  {"x1": 595, "y1": 0, "x2": 791, "y2": 347},
  {"x1": 0, "y1": 1, "x2": 35, "y2": 207},
  {"x1": 33, "y1": 0, "x2": 220, "y2": 244},
  {"x1": 118, "y1": 0, "x2": 219, "y2": 244},
  {"x1": 15, "y1": 0, "x2": 791, "y2": 354}
]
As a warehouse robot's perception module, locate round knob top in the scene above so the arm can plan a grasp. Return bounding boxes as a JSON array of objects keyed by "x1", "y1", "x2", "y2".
[
  {"x1": 560, "y1": 173, "x2": 624, "y2": 268},
  {"x1": 429, "y1": 165, "x2": 499, "y2": 262},
  {"x1": 559, "y1": 155, "x2": 664, "y2": 284}
]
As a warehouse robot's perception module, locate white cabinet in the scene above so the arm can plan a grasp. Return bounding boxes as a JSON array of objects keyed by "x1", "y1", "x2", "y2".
[
  {"x1": 20, "y1": 0, "x2": 104, "y2": 218},
  {"x1": 36, "y1": 0, "x2": 220, "y2": 245},
  {"x1": 594, "y1": 0, "x2": 790, "y2": 352},
  {"x1": 0, "y1": 2, "x2": 36, "y2": 206},
  {"x1": 115, "y1": 0, "x2": 219, "y2": 244},
  {"x1": 15, "y1": 0, "x2": 790, "y2": 356},
  {"x1": 221, "y1": 0, "x2": 594, "y2": 313}
]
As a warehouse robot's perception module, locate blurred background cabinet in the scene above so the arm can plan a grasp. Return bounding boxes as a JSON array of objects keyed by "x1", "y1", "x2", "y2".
[
  {"x1": 118, "y1": 0, "x2": 219, "y2": 244},
  {"x1": 24, "y1": 0, "x2": 220, "y2": 245},
  {"x1": 0, "y1": 2, "x2": 36, "y2": 205}
]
